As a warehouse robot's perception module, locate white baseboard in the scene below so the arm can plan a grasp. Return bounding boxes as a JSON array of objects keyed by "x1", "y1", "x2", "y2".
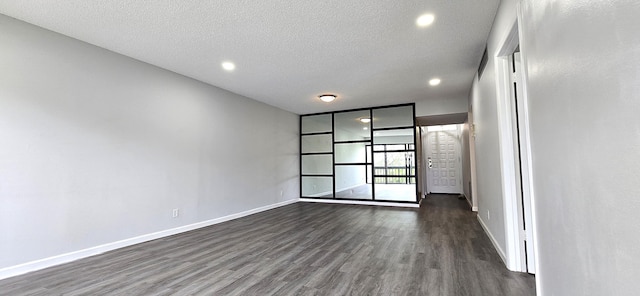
[
  {"x1": 0, "y1": 199, "x2": 298, "y2": 280},
  {"x1": 476, "y1": 215, "x2": 507, "y2": 266},
  {"x1": 300, "y1": 198, "x2": 419, "y2": 208}
]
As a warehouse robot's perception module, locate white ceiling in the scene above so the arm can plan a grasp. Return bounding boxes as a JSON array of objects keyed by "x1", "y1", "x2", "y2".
[{"x1": 0, "y1": 1, "x2": 500, "y2": 115}]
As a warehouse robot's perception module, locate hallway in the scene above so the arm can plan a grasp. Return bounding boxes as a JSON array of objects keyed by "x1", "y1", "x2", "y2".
[{"x1": 0, "y1": 196, "x2": 534, "y2": 295}]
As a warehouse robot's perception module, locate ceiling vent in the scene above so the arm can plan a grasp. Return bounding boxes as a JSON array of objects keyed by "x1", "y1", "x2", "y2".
[{"x1": 478, "y1": 45, "x2": 488, "y2": 79}]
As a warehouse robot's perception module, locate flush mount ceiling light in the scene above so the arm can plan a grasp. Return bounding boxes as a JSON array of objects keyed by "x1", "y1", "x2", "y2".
[
  {"x1": 416, "y1": 13, "x2": 435, "y2": 27},
  {"x1": 221, "y1": 61, "x2": 235, "y2": 71},
  {"x1": 318, "y1": 94, "x2": 336, "y2": 102},
  {"x1": 429, "y1": 78, "x2": 441, "y2": 86},
  {"x1": 359, "y1": 118, "x2": 371, "y2": 123}
]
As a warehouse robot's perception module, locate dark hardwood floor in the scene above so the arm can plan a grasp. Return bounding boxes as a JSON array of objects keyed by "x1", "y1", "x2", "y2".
[{"x1": 0, "y1": 195, "x2": 535, "y2": 295}]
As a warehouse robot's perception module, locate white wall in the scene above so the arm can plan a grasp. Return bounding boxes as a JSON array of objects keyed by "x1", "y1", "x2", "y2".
[
  {"x1": 0, "y1": 15, "x2": 299, "y2": 271},
  {"x1": 520, "y1": 0, "x2": 640, "y2": 294},
  {"x1": 468, "y1": 0, "x2": 519, "y2": 258},
  {"x1": 415, "y1": 96, "x2": 468, "y2": 117}
]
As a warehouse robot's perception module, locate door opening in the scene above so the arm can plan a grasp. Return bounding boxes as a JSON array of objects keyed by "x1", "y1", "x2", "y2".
[{"x1": 495, "y1": 21, "x2": 536, "y2": 274}]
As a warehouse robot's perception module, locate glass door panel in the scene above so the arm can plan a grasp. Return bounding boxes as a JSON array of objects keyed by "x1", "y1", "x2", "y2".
[
  {"x1": 335, "y1": 142, "x2": 368, "y2": 164},
  {"x1": 372, "y1": 105, "x2": 414, "y2": 129},
  {"x1": 372, "y1": 128, "x2": 415, "y2": 145},
  {"x1": 372, "y1": 128, "x2": 416, "y2": 202},
  {"x1": 302, "y1": 114, "x2": 332, "y2": 134},
  {"x1": 301, "y1": 155, "x2": 333, "y2": 175},
  {"x1": 334, "y1": 110, "x2": 371, "y2": 142},
  {"x1": 335, "y1": 165, "x2": 372, "y2": 200},
  {"x1": 302, "y1": 177, "x2": 333, "y2": 197},
  {"x1": 301, "y1": 134, "x2": 332, "y2": 153}
]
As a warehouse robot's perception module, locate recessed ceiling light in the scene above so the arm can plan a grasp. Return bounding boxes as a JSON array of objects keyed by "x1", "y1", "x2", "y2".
[
  {"x1": 360, "y1": 118, "x2": 371, "y2": 123},
  {"x1": 429, "y1": 78, "x2": 441, "y2": 86},
  {"x1": 221, "y1": 61, "x2": 235, "y2": 71},
  {"x1": 416, "y1": 14, "x2": 435, "y2": 27},
  {"x1": 318, "y1": 94, "x2": 336, "y2": 102},
  {"x1": 363, "y1": 127, "x2": 369, "y2": 130}
]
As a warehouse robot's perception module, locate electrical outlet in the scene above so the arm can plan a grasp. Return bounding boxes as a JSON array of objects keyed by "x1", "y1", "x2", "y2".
[
  {"x1": 172, "y1": 208, "x2": 179, "y2": 218},
  {"x1": 280, "y1": 190, "x2": 284, "y2": 197},
  {"x1": 487, "y1": 210, "x2": 490, "y2": 220}
]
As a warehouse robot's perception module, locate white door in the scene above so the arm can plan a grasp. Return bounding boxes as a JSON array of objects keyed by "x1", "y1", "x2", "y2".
[{"x1": 425, "y1": 125, "x2": 462, "y2": 194}]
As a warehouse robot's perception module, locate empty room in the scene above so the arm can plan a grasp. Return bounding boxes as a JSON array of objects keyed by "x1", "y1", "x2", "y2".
[{"x1": 1, "y1": 1, "x2": 639, "y2": 295}]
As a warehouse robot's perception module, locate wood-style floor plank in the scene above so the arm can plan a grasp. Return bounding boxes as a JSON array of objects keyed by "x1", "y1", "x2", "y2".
[{"x1": 0, "y1": 194, "x2": 535, "y2": 295}]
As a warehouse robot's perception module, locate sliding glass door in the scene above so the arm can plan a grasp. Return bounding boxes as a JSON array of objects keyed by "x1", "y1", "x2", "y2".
[
  {"x1": 334, "y1": 110, "x2": 372, "y2": 200},
  {"x1": 370, "y1": 105, "x2": 416, "y2": 202},
  {"x1": 300, "y1": 104, "x2": 417, "y2": 203}
]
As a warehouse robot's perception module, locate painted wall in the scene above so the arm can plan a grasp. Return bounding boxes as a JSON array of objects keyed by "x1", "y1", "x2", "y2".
[
  {"x1": 520, "y1": 0, "x2": 640, "y2": 294},
  {"x1": 468, "y1": 0, "x2": 519, "y2": 258},
  {"x1": 0, "y1": 15, "x2": 299, "y2": 270},
  {"x1": 415, "y1": 96, "x2": 468, "y2": 117}
]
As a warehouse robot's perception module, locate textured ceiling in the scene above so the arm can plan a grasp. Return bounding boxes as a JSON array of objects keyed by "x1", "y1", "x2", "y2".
[{"x1": 0, "y1": 1, "x2": 500, "y2": 115}]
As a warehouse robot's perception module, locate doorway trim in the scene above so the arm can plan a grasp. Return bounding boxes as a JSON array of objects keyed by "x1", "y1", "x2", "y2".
[
  {"x1": 468, "y1": 110, "x2": 479, "y2": 212},
  {"x1": 424, "y1": 124, "x2": 464, "y2": 195},
  {"x1": 494, "y1": 18, "x2": 537, "y2": 274},
  {"x1": 517, "y1": 2, "x2": 541, "y2": 281}
]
